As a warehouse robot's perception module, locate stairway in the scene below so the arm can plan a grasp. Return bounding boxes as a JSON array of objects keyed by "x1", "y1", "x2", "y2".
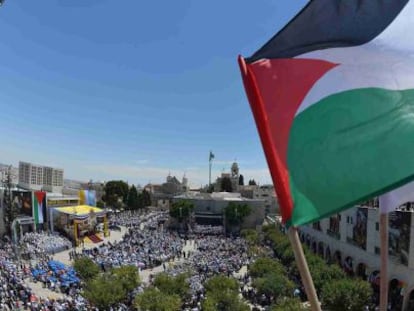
[{"x1": 88, "y1": 234, "x2": 103, "y2": 244}]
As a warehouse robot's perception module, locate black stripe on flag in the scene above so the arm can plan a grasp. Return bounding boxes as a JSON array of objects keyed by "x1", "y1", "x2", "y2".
[{"x1": 247, "y1": 0, "x2": 409, "y2": 63}]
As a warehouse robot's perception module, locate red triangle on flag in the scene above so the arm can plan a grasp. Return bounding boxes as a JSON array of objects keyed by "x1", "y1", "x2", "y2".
[{"x1": 35, "y1": 191, "x2": 46, "y2": 204}]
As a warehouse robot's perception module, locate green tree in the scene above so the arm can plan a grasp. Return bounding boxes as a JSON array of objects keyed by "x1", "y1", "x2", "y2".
[
  {"x1": 112, "y1": 265, "x2": 141, "y2": 293},
  {"x1": 73, "y1": 257, "x2": 100, "y2": 281},
  {"x1": 96, "y1": 200, "x2": 105, "y2": 208},
  {"x1": 308, "y1": 261, "x2": 345, "y2": 293},
  {"x1": 221, "y1": 176, "x2": 233, "y2": 192},
  {"x1": 82, "y1": 265, "x2": 140, "y2": 309},
  {"x1": 153, "y1": 272, "x2": 189, "y2": 300},
  {"x1": 202, "y1": 276, "x2": 249, "y2": 311},
  {"x1": 127, "y1": 185, "x2": 139, "y2": 210},
  {"x1": 103, "y1": 180, "x2": 129, "y2": 208},
  {"x1": 241, "y1": 229, "x2": 259, "y2": 245},
  {"x1": 138, "y1": 189, "x2": 152, "y2": 208},
  {"x1": 134, "y1": 288, "x2": 181, "y2": 311},
  {"x1": 281, "y1": 247, "x2": 295, "y2": 267},
  {"x1": 238, "y1": 174, "x2": 244, "y2": 186},
  {"x1": 321, "y1": 278, "x2": 372, "y2": 311},
  {"x1": 249, "y1": 257, "x2": 285, "y2": 278},
  {"x1": 253, "y1": 272, "x2": 294, "y2": 302},
  {"x1": 241, "y1": 229, "x2": 263, "y2": 256},
  {"x1": 2, "y1": 166, "x2": 19, "y2": 235},
  {"x1": 170, "y1": 200, "x2": 194, "y2": 222},
  {"x1": 204, "y1": 275, "x2": 240, "y2": 295},
  {"x1": 83, "y1": 274, "x2": 125, "y2": 310},
  {"x1": 271, "y1": 297, "x2": 307, "y2": 311},
  {"x1": 248, "y1": 179, "x2": 257, "y2": 186},
  {"x1": 202, "y1": 292, "x2": 250, "y2": 311},
  {"x1": 224, "y1": 202, "x2": 251, "y2": 226}
]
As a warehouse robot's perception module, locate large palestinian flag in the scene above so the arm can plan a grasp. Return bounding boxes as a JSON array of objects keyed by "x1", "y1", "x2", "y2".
[
  {"x1": 33, "y1": 191, "x2": 46, "y2": 225},
  {"x1": 239, "y1": 0, "x2": 414, "y2": 227}
]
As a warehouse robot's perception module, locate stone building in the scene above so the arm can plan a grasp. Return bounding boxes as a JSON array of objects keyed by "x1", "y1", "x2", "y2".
[
  {"x1": 240, "y1": 184, "x2": 278, "y2": 215},
  {"x1": 173, "y1": 191, "x2": 265, "y2": 230},
  {"x1": 144, "y1": 174, "x2": 189, "y2": 209},
  {"x1": 214, "y1": 162, "x2": 241, "y2": 192},
  {"x1": 298, "y1": 204, "x2": 414, "y2": 310}
]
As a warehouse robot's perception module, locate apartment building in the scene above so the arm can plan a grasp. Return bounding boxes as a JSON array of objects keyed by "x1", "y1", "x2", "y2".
[{"x1": 18, "y1": 161, "x2": 64, "y2": 193}]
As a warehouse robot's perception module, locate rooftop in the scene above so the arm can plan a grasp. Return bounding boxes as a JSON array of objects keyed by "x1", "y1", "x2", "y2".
[{"x1": 174, "y1": 191, "x2": 264, "y2": 202}]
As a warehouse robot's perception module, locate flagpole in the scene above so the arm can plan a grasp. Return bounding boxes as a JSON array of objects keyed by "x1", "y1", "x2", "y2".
[
  {"x1": 288, "y1": 227, "x2": 321, "y2": 311},
  {"x1": 209, "y1": 158, "x2": 212, "y2": 188},
  {"x1": 379, "y1": 212, "x2": 389, "y2": 311},
  {"x1": 239, "y1": 55, "x2": 320, "y2": 310}
]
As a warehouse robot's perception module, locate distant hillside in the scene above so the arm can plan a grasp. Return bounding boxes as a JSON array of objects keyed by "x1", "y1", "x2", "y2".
[{"x1": 63, "y1": 179, "x2": 84, "y2": 189}]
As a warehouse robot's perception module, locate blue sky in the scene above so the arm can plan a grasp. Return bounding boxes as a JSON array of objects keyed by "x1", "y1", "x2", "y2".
[{"x1": 0, "y1": 0, "x2": 307, "y2": 187}]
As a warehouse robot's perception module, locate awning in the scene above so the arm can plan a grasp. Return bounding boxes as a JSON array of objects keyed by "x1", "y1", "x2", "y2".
[{"x1": 55, "y1": 205, "x2": 104, "y2": 216}]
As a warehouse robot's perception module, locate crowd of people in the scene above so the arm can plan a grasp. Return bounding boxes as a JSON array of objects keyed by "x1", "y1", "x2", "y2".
[
  {"x1": 69, "y1": 211, "x2": 254, "y2": 310},
  {"x1": 110, "y1": 210, "x2": 168, "y2": 229},
  {"x1": 0, "y1": 239, "x2": 89, "y2": 310},
  {"x1": 0, "y1": 210, "x2": 265, "y2": 310},
  {"x1": 80, "y1": 211, "x2": 183, "y2": 270},
  {"x1": 159, "y1": 234, "x2": 251, "y2": 310},
  {"x1": 20, "y1": 232, "x2": 72, "y2": 258},
  {"x1": 191, "y1": 224, "x2": 224, "y2": 235}
]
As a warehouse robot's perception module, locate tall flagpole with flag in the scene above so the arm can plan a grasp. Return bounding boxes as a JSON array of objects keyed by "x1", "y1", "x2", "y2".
[
  {"x1": 238, "y1": 1, "x2": 414, "y2": 310},
  {"x1": 378, "y1": 181, "x2": 414, "y2": 311},
  {"x1": 209, "y1": 151, "x2": 214, "y2": 188}
]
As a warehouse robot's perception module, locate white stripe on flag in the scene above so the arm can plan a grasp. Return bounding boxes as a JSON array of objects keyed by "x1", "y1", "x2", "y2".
[
  {"x1": 38, "y1": 202, "x2": 43, "y2": 223},
  {"x1": 379, "y1": 181, "x2": 414, "y2": 214}
]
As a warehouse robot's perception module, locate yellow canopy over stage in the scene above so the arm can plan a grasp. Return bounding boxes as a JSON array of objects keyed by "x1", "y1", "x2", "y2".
[
  {"x1": 54, "y1": 205, "x2": 109, "y2": 244},
  {"x1": 55, "y1": 205, "x2": 104, "y2": 216}
]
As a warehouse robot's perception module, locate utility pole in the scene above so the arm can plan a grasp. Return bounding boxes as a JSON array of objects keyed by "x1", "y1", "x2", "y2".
[{"x1": 209, "y1": 151, "x2": 214, "y2": 188}]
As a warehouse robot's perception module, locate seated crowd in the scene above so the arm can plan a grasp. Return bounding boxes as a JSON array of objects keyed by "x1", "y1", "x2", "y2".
[{"x1": 0, "y1": 211, "x2": 257, "y2": 310}]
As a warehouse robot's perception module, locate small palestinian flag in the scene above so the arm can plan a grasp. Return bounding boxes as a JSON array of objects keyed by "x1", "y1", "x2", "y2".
[{"x1": 239, "y1": 1, "x2": 414, "y2": 226}]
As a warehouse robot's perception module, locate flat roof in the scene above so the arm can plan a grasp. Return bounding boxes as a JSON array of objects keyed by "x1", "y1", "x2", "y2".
[{"x1": 55, "y1": 205, "x2": 103, "y2": 216}]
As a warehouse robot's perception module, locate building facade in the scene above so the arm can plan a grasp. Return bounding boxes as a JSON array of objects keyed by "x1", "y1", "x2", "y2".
[
  {"x1": 298, "y1": 205, "x2": 414, "y2": 310},
  {"x1": 214, "y1": 162, "x2": 241, "y2": 193},
  {"x1": 240, "y1": 184, "x2": 279, "y2": 215},
  {"x1": 145, "y1": 174, "x2": 189, "y2": 208},
  {"x1": 173, "y1": 191, "x2": 265, "y2": 230},
  {"x1": 18, "y1": 161, "x2": 64, "y2": 193},
  {"x1": 0, "y1": 164, "x2": 18, "y2": 186}
]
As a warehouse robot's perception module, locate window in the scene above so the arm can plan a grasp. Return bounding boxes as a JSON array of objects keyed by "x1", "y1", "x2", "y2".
[{"x1": 376, "y1": 222, "x2": 379, "y2": 231}]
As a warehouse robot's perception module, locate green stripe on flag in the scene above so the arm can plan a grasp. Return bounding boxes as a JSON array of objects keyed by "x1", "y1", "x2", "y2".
[
  {"x1": 33, "y1": 193, "x2": 39, "y2": 224},
  {"x1": 288, "y1": 87, "x2": 414, "y2": 226}
]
